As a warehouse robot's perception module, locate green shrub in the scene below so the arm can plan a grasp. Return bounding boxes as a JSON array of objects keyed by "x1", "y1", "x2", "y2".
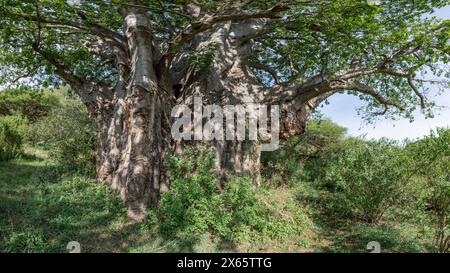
[
  {"x1": 321, "y1": 139, "x2": 420, "y2": 224},
  {"x1": 158, "y1": 146, "x2": 310, "y2": 247},
  {"x1": 0, "y1": 87, "x2": 60, "y2": 122},
  {"x1": 158, "y1": 147, "x2": 219, "y2": 244},
  {"x1": 262, "y1": 119, "x2": 347, "y2": 187},
  {"x1": 302, "y1": 137, "x2": 367, "y2": 190},
  {"x1": 30, "y1": 100, "x2": 96, "y2": 175},
  {"x1": 307, "y1": 118, "x2": 348, "y2": 139},
  {"x1": 407, "y1": 128, "x2": 450, "y2": 252},
  {"x1": 0, "y1": 114, "x2": 28, "y2": 161}
]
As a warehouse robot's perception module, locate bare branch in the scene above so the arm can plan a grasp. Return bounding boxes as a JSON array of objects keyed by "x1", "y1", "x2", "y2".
[
  {"x1": 10, "y1": 66, "x2": 39, "y2": 84},
  {"x1": 379, "y1": 68, "x2": 426, "y2": 109}
]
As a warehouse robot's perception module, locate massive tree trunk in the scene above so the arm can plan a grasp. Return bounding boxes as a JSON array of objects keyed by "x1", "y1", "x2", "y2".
[
  {"x1": 95, "y1": 85, "x2": 172, "y2": 220},
  {"x1": 215, "y1": 140, "x2": 262, "y2": 186},
  {"x1": 13, "y1": 0, "x2": 433, "y2": 222},
  {"x1": 71, "y1": 18, "x2": 312, "y2": 220},
  {"x1": 170, "y1": 21, "x2": 311, "y2": 186},
  {"x1": 91, "y1": 6, "x2": 173, "y2": 220}
]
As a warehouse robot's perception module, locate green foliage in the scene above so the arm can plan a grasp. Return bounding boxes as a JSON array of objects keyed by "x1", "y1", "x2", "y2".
[
  {"x1": 0, "y1": 114, "x2": 28, "y2": 161},
  {"x1": 406, "y1": 128, "x2": 450, "y2": 252},
  {"x1": 2, "y1": 229, "x2": 49, "y2": 253},
  {"x1": 307, "y1": 118, "x2": 348, "y2": 139},
  {"x1": 30, "y1": 99, "x2": 96, "y2": 175},
  {"x1": 187, "y1": 42, "x2": 220, "y2": 72},
  {"x1": 0, "y1": 150, "x2": 128, "y2": 253},
  {"x1": 0, "y1": 88, "x2": 61, "y2": 122},
  {"x1": 262, "y1": 119, "x2": 347, "y2": 187},
  {"x1": 249, "y1": 0, "x2": 450, "y2": 119},
  {"x1": 303, "y1": 137, "x2": 368, "y2": 190},
  {"x1": 1, "y1": 0, "x2": 448, "y2": 122},
  {"x1": 158, "y1": 146, "x2": 310, "y2": 247},
  {"x1": 158, "y1": 147, "x2": 218, "y2": 243},
  {"x1": 320, "y1": 139, "x2": 420, "y2": 223}
]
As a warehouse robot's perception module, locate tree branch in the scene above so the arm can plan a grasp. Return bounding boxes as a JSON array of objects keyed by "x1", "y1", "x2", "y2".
[
  {"x1": 161, "y1": 3, "x2": 290, "y2": 64},
  {"x1": 345, "y1": 81, "x2": 405, "y2": 111},
  {"x1": 266, "y1": 41, "x2": 430, "y2": 114},
  {"x1": 407, "y1": 77, "x2": 426, "y2": 109},
  {"x1": 14, "y1": 12, "x2": 127, "y2": 53},
  {"x1": 32, "y1": 43, "x2": 113, "y2": 110},
  {"x1": 31, "y1": 44, "x2": 83, "y2": 88},
  {"x1": 248, "y1": 61, "x2": 280, "y2": 84}
]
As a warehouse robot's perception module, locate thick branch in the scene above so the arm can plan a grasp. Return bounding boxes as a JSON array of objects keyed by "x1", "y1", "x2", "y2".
[
  {"x1": 32, "y1": 43, "x2": 113, "y2": 111},
  {"x1": 32, "y1": 44, "x2": 83, "y2": 87},
  {"x1": 249, "y1": 61, "x2": 280, "y2": 84},
  {"x1": 266, "y1": 74, "x2": 404, "y2": 114},
  {"x1": 266, "y1": 42, "x2": 430, "y2": 113},
  {"x1": 161, "y1": 3, "x2": 290, "y2": 65}
]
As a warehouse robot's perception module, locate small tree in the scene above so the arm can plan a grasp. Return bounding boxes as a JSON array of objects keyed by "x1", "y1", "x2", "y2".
[
  {"x1": 0, "y1": 88, "x2": 60, "y2": 122},
  {"x1": 0, "y1": 114, "x2": 28, "y2": 161},
  {"x1": 407, "y1": 128, "x2": 450, "y2": 253},
  {"x1": 31, "y1": 99, "x2": 97, "y2": 174},
  {"x1": 322, "y1": 139, "x2": 417, "y2": 224},
  {"x1": 261, "y1": 119, "x2": 348, "y2": 186}
]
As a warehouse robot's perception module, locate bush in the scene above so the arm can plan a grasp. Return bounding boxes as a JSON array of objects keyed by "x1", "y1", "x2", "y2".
[
  {"x1": 0, "y1": 87, "x2": 60, "y2": 122},
  {"x1": 321, "y1": 139, "x2": 420, "y2": 223},
  {"x1": 158, "y1": 147, "x2": 261, "y2": 244},
  {"x1": 30, "y1": 99, "x2": 96, "y2": 174},
  {"x1": 261, "y1": 119, "x2": 347, "y2": 187},
  {"x1": 158, "y1": 146, "x2": 310, "y2": 247},
  {"x1": 407, "y1": 128, "x2": 450, "y2": 252},
  {"x1": 0, "y1": 114, "x2": 28, "y2": 161},
  {"x1": 302, "y1": 137, "x2": 368, "y2": 190}
]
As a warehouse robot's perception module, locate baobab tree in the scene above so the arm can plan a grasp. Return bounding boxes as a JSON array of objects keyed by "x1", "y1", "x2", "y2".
[{"x1": 1, "y1": 0, "x2": 449, "y2": 219}]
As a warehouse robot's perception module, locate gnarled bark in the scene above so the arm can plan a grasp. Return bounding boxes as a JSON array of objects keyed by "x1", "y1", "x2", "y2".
[
  {"x1": 170, "y1": 21, "x2": 312, "y2": 186},
  {"x1": 94, "y1": 6, "x2": 173, "y2": 220},
  {"x1": 28, "y1": 5, "x2": 337, "y2": 220}
]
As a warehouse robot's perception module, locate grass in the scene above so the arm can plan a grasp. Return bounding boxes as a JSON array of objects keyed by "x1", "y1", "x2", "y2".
[
  {"x1": 0, "y1": 147, "x2": 148, "y2": 252},
  {"x1": 0, "y1": 148, "x2": 310, "y2": 253},
  {"x1": 0, "y1": 148, "x2": 435, "y2": 253}
]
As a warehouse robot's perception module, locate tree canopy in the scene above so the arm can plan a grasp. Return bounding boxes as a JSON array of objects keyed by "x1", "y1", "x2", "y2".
[{"x1": 1, "y1": 0, "x2": 449, "y2": 121}]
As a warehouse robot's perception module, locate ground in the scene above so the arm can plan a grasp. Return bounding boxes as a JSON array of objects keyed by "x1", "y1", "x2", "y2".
[{"x1": 0, "y1": 148, "x2": 433, "y2": 253}]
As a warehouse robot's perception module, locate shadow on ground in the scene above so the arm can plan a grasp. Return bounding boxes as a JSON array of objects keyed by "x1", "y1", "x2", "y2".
[{"x1": 0, "y1": 151, "x2": 240, "y2": 253}]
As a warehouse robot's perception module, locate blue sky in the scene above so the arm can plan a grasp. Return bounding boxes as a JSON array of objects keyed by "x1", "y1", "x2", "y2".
[{"x1": 320, "y1": 5, "x2": 450, "y2": 141}]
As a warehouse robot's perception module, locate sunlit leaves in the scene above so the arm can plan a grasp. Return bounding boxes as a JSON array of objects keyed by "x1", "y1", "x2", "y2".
[{"x1": 0, "y1": 0, "x2": 449, "y2": 121}]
